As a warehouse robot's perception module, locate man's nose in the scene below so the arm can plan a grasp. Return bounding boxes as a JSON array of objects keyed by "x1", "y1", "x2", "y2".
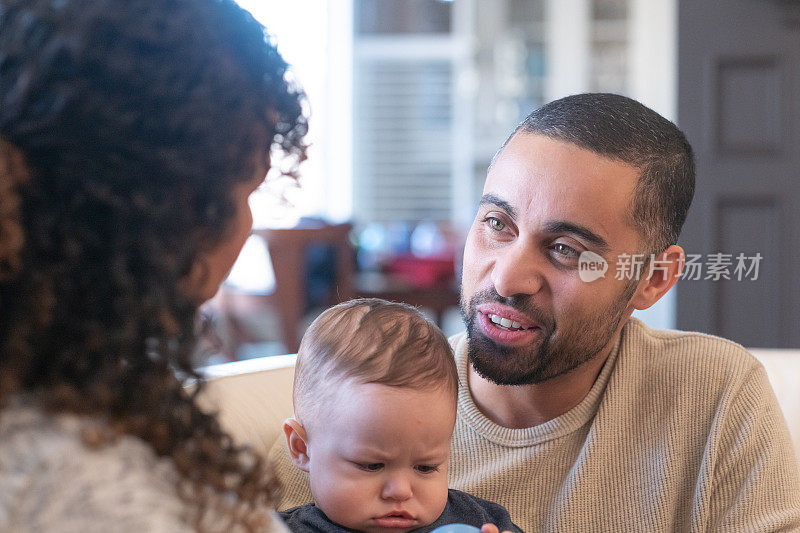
[
  {"x1": 380, "y1": 472, "x2": 413, "y2": 502},
  {"x1": 491, "y1": 242, "x2": 544, "y2": 298}
]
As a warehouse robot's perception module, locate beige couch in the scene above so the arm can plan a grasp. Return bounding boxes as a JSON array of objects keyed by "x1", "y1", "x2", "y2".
[{"x1": 197, "y1": 349, "x2": 800, "y2": 465}]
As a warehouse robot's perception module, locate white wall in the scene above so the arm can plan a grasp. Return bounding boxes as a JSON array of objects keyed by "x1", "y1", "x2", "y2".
[{"x1": 628, "y1": 0, "x2": 678, "y2": 330}]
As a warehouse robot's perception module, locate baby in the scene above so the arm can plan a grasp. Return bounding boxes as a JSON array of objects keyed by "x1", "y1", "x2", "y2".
[{"x1": 279, "y1": 298, "x2": 521, "y2": 533}]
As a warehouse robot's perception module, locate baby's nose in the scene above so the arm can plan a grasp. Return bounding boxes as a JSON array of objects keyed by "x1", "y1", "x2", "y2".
[{"x1": 380, "y1": 473, "x2": 413, "y2": 502}]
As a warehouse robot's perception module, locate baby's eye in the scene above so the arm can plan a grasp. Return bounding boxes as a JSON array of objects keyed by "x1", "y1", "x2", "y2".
[
  {"x1": 414, "y1": 464, "x2": 439, "y2": 474},
  {"x1": 358, "y1": 463, "x2": 384, "y2": 472}
]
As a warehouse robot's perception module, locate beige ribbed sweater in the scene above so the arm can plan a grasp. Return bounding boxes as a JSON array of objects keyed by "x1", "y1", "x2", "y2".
[{"x1": 269, "y1": 318, "x2": 800, "y2": 532}]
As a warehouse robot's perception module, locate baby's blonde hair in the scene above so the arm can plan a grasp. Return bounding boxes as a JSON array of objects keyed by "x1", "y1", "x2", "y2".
[{"x1": 293, "y1": 298, "x2": 457, "y2": 421}]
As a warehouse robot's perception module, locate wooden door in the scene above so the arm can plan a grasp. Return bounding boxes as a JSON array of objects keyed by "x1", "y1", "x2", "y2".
[{"x1": 677, "y1": 0, "x2": 800, "y2": 348}]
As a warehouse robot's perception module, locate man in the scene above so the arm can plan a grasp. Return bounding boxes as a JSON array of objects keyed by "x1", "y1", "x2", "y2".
[{"x1": 270, "y1": 94, "x2": 800, "y2": 531}]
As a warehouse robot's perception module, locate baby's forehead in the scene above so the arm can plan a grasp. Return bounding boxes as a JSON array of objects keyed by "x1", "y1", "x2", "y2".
[
  {"x1": 307, "y1": 379, "x2": 457, "y2": 423},
  {"x1": 313, "y1": 380, "x2": 456, "y2": 445},
  {"x1": 322, "y1": 378, "x2": 456, "y2": 405}
]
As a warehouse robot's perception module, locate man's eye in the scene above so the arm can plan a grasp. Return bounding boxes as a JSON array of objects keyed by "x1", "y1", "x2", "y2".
[
  {"x1": 484, "y1": 217, "x2": 506, "y2": 231},
  {"x1": 414, "y1": 464, "x2": 439, "y2": 474},
  {"x1": 552, "y1": 243, "x2": 578, "y2": 257},
  {"x1": 358, "y1": 463, "x2": 384, "y2": 472}
]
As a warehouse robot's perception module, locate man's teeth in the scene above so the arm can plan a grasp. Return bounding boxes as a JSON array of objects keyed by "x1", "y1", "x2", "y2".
[{"x1": 488, "y1": 314, "x2": 526, "y2": 330}]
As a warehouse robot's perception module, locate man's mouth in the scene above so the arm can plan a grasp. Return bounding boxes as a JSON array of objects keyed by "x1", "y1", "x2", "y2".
[
  {"x1": 475, "y1": 304, "x2": 543, "y2": 346},
  {"x1": 487, "y1": 313, "x2": 532, "y2": 331}
]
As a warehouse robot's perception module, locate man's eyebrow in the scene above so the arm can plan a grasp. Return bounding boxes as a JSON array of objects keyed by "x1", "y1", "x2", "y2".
[
  {"x1": 544, "y1": 221, "x2": 610, "y2": 251},
  {"x1": 478, "y1": 194, "x2": 516, "y2": 219},
  {"x1": 478, "y1": 194, "x2": 609, "y2": 250}
]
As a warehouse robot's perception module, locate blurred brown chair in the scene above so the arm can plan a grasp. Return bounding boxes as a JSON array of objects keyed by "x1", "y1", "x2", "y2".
[
  {"x1": 354, "y1": 270, "x2": 459, "y2": 327},
  {"x1": 218, "y1": 222, "x2": 355, "y2": 357}
]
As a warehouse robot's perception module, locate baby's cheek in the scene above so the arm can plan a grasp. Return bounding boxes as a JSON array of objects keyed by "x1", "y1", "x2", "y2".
[
  {"x1": 420, "y1": 475, "x2": 450, "y2": 523},
  {"x1": 312, "y1": 475, "x2": 372, "y2": 526}
]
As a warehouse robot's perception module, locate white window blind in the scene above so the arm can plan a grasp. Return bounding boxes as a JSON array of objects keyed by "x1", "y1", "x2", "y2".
[{"x1": 353, "y1": 57, "x2": 455, "y2": 223}]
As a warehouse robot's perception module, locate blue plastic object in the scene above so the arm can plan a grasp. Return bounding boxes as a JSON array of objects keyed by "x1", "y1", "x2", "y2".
[{"x1": 430, "y1": 525, "x2": 482, "y2": 533}]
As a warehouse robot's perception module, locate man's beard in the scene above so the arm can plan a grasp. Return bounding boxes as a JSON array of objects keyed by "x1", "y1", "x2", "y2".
[{"x1": 460, "y1": 283, "x2": 637, "y2": 386}]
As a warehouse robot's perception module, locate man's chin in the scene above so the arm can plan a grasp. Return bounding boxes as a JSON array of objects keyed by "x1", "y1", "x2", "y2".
[
  {"x1": 466, "y1": 330, "x2": 547, "y2": 385},
  {"x1": 470, "y1": 359, "x2": 536, "y2": 386},
  {"x1": 467, "y1": 325, "x2": 598, "y2": 386},
  {"x1": 468, "y1": 348, "x2": 581, "y2": 386}
]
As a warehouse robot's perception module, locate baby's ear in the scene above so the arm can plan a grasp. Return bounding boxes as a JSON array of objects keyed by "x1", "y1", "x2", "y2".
[{"x1": 283, "y1": 417, "x2": 310, "y2": 472}]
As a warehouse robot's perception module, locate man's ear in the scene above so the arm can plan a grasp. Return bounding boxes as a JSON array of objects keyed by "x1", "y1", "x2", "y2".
[
  {"x1": 284, "y1": 417, "x2": 311, "y2": 472},
  {"x1": 629, "y1": 245, "x2": 685, "y2": 311}
]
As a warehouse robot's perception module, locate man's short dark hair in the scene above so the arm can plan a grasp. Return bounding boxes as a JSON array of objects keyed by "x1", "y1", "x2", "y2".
[{"x1": 510, "y1": 93, "x2": 695, "y2": 256}]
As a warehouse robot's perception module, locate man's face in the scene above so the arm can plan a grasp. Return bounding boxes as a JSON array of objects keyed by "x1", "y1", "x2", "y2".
[
  {"x1": 305, "y1": 382, "x2": 454, "y2": 533},
  {"x1": 460, "y1": 133, "x2": 643, "y2": 385}
]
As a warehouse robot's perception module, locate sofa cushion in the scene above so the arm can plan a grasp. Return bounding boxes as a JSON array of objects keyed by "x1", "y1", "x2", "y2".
[
  {"x1": 199, "y1": 350, "x2": 800, "y2": 464},
  {"x1": 198, "y1": 355, "x2": 296, "y2": 454}
]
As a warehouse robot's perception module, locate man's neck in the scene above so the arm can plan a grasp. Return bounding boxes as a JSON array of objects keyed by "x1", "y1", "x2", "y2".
[{"x1": 467, "y1": 334, "x2": 621, "y2": 429}]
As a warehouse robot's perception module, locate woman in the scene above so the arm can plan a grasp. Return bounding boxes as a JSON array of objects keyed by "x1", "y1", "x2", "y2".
[{"x1": 0, "y1": 0, "x2": 306, "y2": 530}]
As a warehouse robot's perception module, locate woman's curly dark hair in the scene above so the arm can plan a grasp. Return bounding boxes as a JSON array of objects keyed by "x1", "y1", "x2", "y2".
[{"x1": 0, "y1": 0, "x2": 307, "y2": 529}]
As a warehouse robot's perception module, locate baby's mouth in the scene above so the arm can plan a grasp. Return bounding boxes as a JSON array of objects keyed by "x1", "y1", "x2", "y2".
[
  {"x1": 373, "y1": 509, "x2": 417, "y2": 527},
  {"x1": 379, "y1": 510, "x2": 413, "y2": 520}
]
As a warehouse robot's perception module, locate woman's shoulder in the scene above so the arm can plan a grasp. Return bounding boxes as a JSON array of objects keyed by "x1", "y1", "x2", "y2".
[
  {"x1": 0, "y1": 400, "x2": 193, "y2": 532},
  {"x1": 0, "y1": 399, "x2": 178, "y2": 479}
]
